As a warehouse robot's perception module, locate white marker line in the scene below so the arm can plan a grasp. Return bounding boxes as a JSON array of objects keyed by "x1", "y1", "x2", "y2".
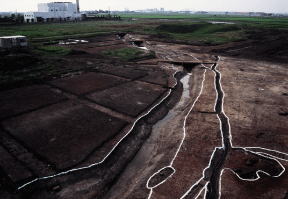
[
  {"x1": 218, "y1": 169, "x2": 225, "y2": 199},
  {"x1": 214, "y1": 61, "x2": 286, "y2": 198},
  {"x1": 181, "y1": 59, "x2": 231, "y2": 199},
  {"x1": 244, "y1": 147, "x2": 288, "y2": 157},
  {"x1": 147, "y1": 52, "x2": 288, "y2": 199},
  {"x1": 146, "y1": 68, "x2": 208, "y2": 197},
  {"x1": 224, "y1": 153, "x2": 285, "y2": 182},
  {"x1": 180, "y1": 147, "x2": 221, "y2": 199},
  {"x1": 208, "y1": 60, "x2": 286, "y2": 197},
  {"x1": 18, "y1": 70, "x2": 179, "y2": 191},
  {"x1": 180, "y1": 177, "x2": 204, "y2": 199},
  {"x1": 170, "y1": 70, "x2": 207, "y2": 165},
  {"x1": 194, "y1": 183, "x2": 209, "y2": 199},
  {"x1": 147, "y1": 189, "x2": 153, "y2": 199},
  {"x1": 146, "y1": 166, "x2": 176, "y2": 189},
  {"x1": 181, "y1": 57, "x2": 287, "y2": 198},
  {"x1": 253, "y1": 152, "x2": 288, "y2": 162},
  {"x1": 213, "y1": 58, "x2": 233, "y2": 149},
  {"x1": 146, "y1": 53, "x2": 217, "y2": 198}
]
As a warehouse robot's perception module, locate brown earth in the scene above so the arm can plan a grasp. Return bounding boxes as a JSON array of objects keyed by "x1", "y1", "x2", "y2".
[
  {"x1": 3, "y1": 100, "x2": 128, "y2": 170},
  {"x1": 50, "y1": 72, "x2": 129, "y2": 95},
  {"x1": 0, "y1": 29, "x2": 287, "y2": 199},
  {"x1": 87, "y1": 81, "x2": 167, "y2": 117},
  {"x1": 0, "y1": 85, "x2": 67, "y2": 120}
]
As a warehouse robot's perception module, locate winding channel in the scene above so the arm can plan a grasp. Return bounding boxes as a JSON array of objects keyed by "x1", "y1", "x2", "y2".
[
  {"x1": 180, "y1": 57, "x2": 287, "y2": 199},
  {"x1": 148, "y1": 55, "x2": 288, "y2": 199}
]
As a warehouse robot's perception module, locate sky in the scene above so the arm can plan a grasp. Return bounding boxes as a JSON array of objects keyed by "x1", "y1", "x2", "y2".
[{"x1": 0, "y1": 0, "x2": 287, "y2": 13}]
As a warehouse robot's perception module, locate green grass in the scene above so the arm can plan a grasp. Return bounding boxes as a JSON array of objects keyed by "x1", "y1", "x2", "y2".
[
  {"x1": 102, "y1": 47, "x2": 147, "y2": 61},
  {"x1": 0, "y1": 15, "x2": 286, "y2": 40},
  {"x1": 0, "y1": 14, "x2": 286, "y2": 47},
  {"x1": 154, "y1": 22, "x2": 246, "y2": 44},
  {"x1": 35, "y1": 45, "x2": 72, "y2": 56},
  {"x1": 0, "y1": 21, "x2": 141, "y2": 40},
  {"x1": 119, "y1": 13, "x2": 288, "y2": 29}
]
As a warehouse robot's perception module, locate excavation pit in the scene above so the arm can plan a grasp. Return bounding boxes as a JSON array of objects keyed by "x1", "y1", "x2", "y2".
[
  {"x1": 2, "y1": 101, "x2": 128, "y2": 170},
  {"x1": 50, "y1": 72, "x2": 128, "y2": 95},
  {"x1": 0, "y1": 85, "x2": 67, "y2": 120},
  {"x1": 147, "y1": 167, "x2": 175, "y2": 188},
  {"x1": 131, "y1": 40, "x2": 144, "y2": 47},
  {"x1": 139, "y1": 71, "x2": 168, "y2": 87},
  {"x1": 98, "y1": 66, "x2": 148, "y2": 80},
  {"x1": 87, "y1": 81, "x2": 167, "y2": 117}
]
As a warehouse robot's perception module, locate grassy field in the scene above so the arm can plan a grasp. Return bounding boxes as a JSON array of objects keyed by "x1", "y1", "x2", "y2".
[
  {"x1": 0, "y1": 21, "x2": 143, "y2": 40},
  {"x1": 35, "y1": 45, "x2": 72, "y2": 56},
  {"x1": 0, "y1": 15, "x2": 287, "y2": 45},
  {"x1": 0, "y1": 14, "x2": 287, "y2": 90},
  {"x1": 119, "y1": 14, "x2": 288, "y2": 29},
  {"x1": 153, "y1": 22, "x2": 246, "y2": 44},
  {"x1": 102, "y1": 47, "x2": 143, "y2": 61},
  {"x1": 102, "y1": 47, "x2": 156, "y2": 61}
]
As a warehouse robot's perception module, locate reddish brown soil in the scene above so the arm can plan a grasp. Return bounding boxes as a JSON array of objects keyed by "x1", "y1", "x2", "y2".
[
  {"x1": 225, "y1": 149, "x2": 284, "y2": 180},
  {"x1": 2, "y1": 100, "x2": 128, "y2": 170},
  {"x1": 97, "y1": 66, "x2": 148, "y2": 80},
  {"x1": 221, "y1": 163, "x2": 288, "y2": 199},
  {"x1": 87, "y1": 81, "x2": 167, "y2": 117},
  {"x1": 0, "y1": 143, "x2": 34, "y2": 185},
  {"x1": 50, "y1": 72, "x2": 128, "y2": 95},
  {"x1": 220, "y1": 57, "x2": 288, "y2": 153},
  {"x1": 0, "y1": 34, "x2": 172, "y2": 196},
  {"x1": 0, "y1": 31, "x2": 287, "y2": 199},
  {"x1": 139, "y1": 71, "x2": 168, "y2": 87},
  {"x1": 150, "y1": 69, "x2": 221, "y2": 199},
  {"x1": 0, "y1": 85, "x2": 67, "y2": 120}
]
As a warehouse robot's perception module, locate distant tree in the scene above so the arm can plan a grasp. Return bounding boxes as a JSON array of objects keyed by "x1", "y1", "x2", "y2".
[{"x1": 16, "y1": 14, "x2": 24, "y2": 23}]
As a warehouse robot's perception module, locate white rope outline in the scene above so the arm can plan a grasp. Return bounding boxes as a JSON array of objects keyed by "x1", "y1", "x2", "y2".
[
  {"x1": 147, "y1": 55, "x2": 288, "y2": 199},
  {"x1": 17, "y1": 68, "x2": 179, "y2": 190}
]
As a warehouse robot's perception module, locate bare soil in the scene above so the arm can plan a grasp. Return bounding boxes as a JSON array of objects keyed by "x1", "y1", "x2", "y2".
[
  {"x1": 50, "y1": 72, "x2": 129, "y2": 95},
  {"x1": 0, "y1": 29, "x2": 287, "y2": 199}
]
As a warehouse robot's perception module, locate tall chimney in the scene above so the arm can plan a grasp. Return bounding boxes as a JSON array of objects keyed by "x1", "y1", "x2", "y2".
[{"x1": 76, "y1": 0, "x2": 80, "y2": 13}]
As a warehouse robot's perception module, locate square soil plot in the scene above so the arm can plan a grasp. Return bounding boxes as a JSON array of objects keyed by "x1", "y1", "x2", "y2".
[
  {"x1": 87, "y1": 81, "x2": 167, "y2": 117},
  {"x1": 2, "y1": 101, "x2": 128, "y2": 170},
  {"x1": 98, "y1": 66, "x2": 148, "y2": 80},
  {"x1": 50, "y1": 72, "x2": 128, "y2": 95},
  {"x1": 139, "y1": 71, "x2": 168, "y2": 87},
  {"x1": 0, "y1": 85, "x2": 67, "y2": 120}
]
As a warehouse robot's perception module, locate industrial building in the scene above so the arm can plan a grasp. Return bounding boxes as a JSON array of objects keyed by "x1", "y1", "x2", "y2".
[{"x1": 24, "y1": 1, "x2": 81, "y2": 23}]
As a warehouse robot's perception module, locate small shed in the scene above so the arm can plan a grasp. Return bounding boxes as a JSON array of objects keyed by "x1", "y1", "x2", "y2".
[{"x1": 0, "y1": 36, "x2": 28, "y2": 49}]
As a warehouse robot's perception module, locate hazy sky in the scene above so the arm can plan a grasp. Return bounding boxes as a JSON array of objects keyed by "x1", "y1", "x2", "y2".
[{"x1": 1, "y1": 0, "x2": 288, "y2": 13}]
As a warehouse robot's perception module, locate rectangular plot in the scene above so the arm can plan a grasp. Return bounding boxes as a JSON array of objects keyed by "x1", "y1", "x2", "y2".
[
  {"x1": 50, "y1": 72, "x2": 128, "y2": 95},
  {"x1": 3, "y1": 101, "x2": 128, "y2": 170},
  {"x1": 98, "y1": 66, "x2": 148, "y2": 80},
  {"x1": 87, "y1": 81, "x2": 167, "y2": 117},
  {"x1": 0, "y1": 85, "x2": 67, "y2": 120},
  {"x1": 139, "y1": 71, "x2": 168, "y2": 86}
]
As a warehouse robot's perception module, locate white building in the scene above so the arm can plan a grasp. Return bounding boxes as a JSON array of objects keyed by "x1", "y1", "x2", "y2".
[{"x1": 24, "y1": 1, "x2": 81, "y2": 23}]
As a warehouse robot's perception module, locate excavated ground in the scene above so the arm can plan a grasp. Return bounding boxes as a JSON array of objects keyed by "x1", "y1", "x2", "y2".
[{"x1": 0, "y1": 32, "x2": 287, "y2": 199}]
